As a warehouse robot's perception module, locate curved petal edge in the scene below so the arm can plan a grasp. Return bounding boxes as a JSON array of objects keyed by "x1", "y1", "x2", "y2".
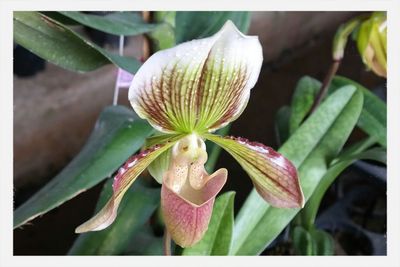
[
  {"x1": 129, "y1": 20, "x2": 263, "y2": 133},
  {"x1": 205, "y1": 134, "x2": 304, "y2": 208},
  {"x1": 161, "y1": 168, "x2": 227, "y2": 247},
  {"x1": 75, "y1": 143, "x2": 174, "y2": 233}
]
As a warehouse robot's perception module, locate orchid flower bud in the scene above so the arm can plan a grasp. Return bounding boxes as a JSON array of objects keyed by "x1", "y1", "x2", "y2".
[{"x1": 356, "y1": 12, "x2": 387, "y2": 78}]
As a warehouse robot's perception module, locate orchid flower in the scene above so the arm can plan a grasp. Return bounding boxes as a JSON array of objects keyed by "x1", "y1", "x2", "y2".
[{"x1": 75, "y1": 21, "x2": 304, "y2": 248}]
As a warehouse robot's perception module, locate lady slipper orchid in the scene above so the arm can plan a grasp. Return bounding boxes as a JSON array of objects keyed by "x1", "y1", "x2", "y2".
[{"x1": 75, "y1": 21, "x2": 304, "y2": 248}]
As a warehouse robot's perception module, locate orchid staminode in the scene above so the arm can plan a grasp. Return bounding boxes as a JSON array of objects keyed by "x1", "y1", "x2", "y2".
[{"x1": 75, "y1": 21, "x2": 304, "y2": 248}]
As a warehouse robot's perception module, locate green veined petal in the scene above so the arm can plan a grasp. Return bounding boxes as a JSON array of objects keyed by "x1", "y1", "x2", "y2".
[
  {"x1": 145, "y1": 132, "x2": 185, "y2": 148},
  {"x1": 129, "y1": 20, "x2": 263, "y2": 134},
  {"x1": 204, "y1": 134, "x2": 304, "y2": 208},
  {"x1": 75, "y1": 142, "x2": 175, "y2": 233}
]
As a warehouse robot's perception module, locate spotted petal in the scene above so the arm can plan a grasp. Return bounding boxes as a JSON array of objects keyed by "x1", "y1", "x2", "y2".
[
  {"x1": 162, "y1": 168, "x2": 227, "y2": 248},
  {"x1": 205, "y1": 134, "x2": 304, "y2": 208},
  {"x1": 75, "y1": 142, "x2": 174, "y2": 233},
  {"x1": 159, "y1": 134, "x2": 228, "y2": 247},
  {"x1": 129, "y1": 20, "x2": 263, "y2": 133}
]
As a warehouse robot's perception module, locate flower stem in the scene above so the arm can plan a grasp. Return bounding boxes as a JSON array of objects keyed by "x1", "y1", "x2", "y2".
[
  {"x1": 163, "y1": 229, "x2": 172, "y2": 256},
  {"x1": 309, "y1": 60, "x2": 340, "y2": 114},
  {"x1": 142, "y1": 11, "x2": 151, "y2": 60}
]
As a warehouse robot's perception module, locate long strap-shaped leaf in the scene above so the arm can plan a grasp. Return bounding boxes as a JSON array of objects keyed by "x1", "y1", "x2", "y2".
[
  {"x1": 175, "y1": 12, "x2": 251, "y2": 43},
  {"x1": 288, "y1": 76, "x2": 386, "y2": 148},
  {"x1": 13, "y1": 12, "x2": 141, "y2": 73},
  {"x1": 301, "y1": 145, "x2": 386, "y2": 230},
  {"x1": 331, "y1": 76, "x2": 387, "y2": 147},
  {"x1": 230, "y1": 86, "x2": 363, "y2": 255},
  {"x1": 14, "y1": 106, "x2": 154, "y2": 228},
  {"x1": 58, "y1": 12, "x2": 159, "y2": 36}
]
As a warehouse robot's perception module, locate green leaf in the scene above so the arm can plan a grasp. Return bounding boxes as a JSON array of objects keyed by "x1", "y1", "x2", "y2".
[
  {"x1": 14, "y1": 106, "x2": 154, "y2": 228},
  {"x1": 231, "y1": 86, "x2": 364, "y2": 255},
  {"x1": 291, "y1": 226, "x2": 334, "y2": 256},
  {"x1": 275, "y1": 106, "x2": 291, "y2": 146},
  {"x1": 13, "y1": 11, "x2": 141, "y2": 73},
  {"x1": 292, "y1": 226, "x2": 334, "y2": 255},
  {"x1": 122, "y1": 224, "x2": 164, "y2": 255},
  {"x1": 182, "y1": 192, "x2": 235, "y2": 255},
  {"x1": 292, "y1": 226, "x2": 313, "y2": 255},
  {"x1": 330, "y1": 136, "x2": 376, "y2": 164},
  {"x1": 301, "y1": 143, "x2": 386, "y2": 229},
  {"x1": 41, "y1": 12, "x2": 81, "y2": 25},
  {"x1": 58, "y1": 11, "x2": 158, "y2": 36},
  {"x1": 289, "y1": 76, "x2": 321, "y2": 134},
  {"x1": 149, "y1": 11, "x2": 176, "y2": 51},
  {"x1": 68, "y1": 179, "x2": 160, "y2": 255},
  {"x1": 175, "y1": 12, "x2": 251, "y2": 43},
  {"x1": 287, "y1": 75, "x2": 386, "y2": 148},
  {"x1": 331, "y1": 76, "x2": 387, "y2": 147},
  {"x1": 310, "y1": 228, "x2": 334, "y2": 255}
]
